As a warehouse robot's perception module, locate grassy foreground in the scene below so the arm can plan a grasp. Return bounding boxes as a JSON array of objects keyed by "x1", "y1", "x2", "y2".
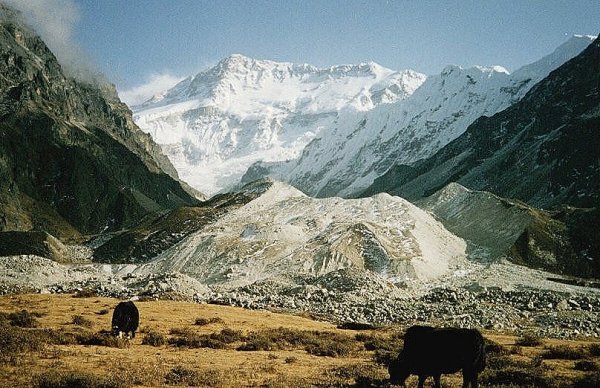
[{"x1": 0, "y1": 294, "x2": 599, "y2": 387}]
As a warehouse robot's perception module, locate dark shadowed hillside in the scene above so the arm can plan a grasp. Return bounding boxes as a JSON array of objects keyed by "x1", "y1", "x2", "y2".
[
  {"x1": 93, "y1": 180, "x2": 273, "y2": 263},
  {"x1": 0, "y1": 6, "x2": 201, "y2": 239}
]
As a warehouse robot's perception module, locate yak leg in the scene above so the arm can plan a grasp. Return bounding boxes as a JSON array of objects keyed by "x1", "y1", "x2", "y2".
[
  {"x1": 462, "y1": 370, "x2": 478, "y2": 388},
  {"x1": 470, "y1": 373, "x2": 478, "y2": 388},
  {"x1": 417, "y1": 375, "x2": 426, "y2": 388},
  {"x1": 433, "y1": 374, "x2": 441, "y2": 388}
]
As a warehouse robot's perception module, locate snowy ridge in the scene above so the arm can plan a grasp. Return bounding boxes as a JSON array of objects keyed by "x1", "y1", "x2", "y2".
[
  {"x1": 251, "y1": 35, "x2": 595, "y2": 197},
  {"x1": 136, "y1": 55, "x2": 424, "y2": 114},
  {"x1": 255, "y1": 64, "x2": 521, "y2": 196},
  {"x1": 513, "y1": 34, "x2": 598, "y2": 80},
  {"x1": 133, "y1": 180, "x2": 467, "y2": 289},
  {"x1": 132, "y1": 54, "x2": 426, "y2": 195},
  {"x1": 132, "y1": 36, "x2": 594, "y2": 198}
]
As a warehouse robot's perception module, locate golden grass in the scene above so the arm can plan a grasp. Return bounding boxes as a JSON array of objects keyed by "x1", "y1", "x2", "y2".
[{"x1": 0, "y1": 293, "x2": 599, "y2": 387}]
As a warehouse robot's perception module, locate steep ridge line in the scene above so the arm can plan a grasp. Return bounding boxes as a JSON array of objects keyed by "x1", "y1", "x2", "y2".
[{"x1": 362, "y1": 35, "x2": 599, "y2": 210}]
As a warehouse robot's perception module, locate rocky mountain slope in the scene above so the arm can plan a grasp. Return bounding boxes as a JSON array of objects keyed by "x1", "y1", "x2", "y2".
[
  {"x1": 0, "y1": 231, "x2": 71, "y2": 263},
  {"x1": 3, "y1": 179, "x2": 599, "y2": 337},
  {"x1": 132, "y1": 54, "x2": 426, "y2": 195},
  {"x1": 363, "y1": 35, "x2": 599, "y2": 210},
  {"x1": 0, "y1": 6, "x2": 200, "y2": 239},
  {"x1": 93, "y1": 181, "x2": 272, "y2": 264},
  {"x1": 3, "y1": 241, "x2": 600, "y2": 337},
  {"x1": 416, "y1": 183, "x2": 599, "y2": 278},
  {"x1": 245, "y1": 35, "x2": 595, "y2": 197}
]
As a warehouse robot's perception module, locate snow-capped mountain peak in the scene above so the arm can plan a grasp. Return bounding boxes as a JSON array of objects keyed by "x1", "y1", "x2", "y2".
[
  {"x1": 132, "y1": 55, "x2": 425, "y2": 195},
  {"x1": 132, "y1": 36, "x2": 594, "y2": 197}
]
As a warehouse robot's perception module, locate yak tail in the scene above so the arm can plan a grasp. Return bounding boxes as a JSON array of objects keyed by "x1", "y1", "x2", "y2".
[
  {"x1": 475, "y1": 350, "x2": 486, "y2": 372},
  {"x1": 475, "y1": 334, "x2": 486, "y2": 372}
]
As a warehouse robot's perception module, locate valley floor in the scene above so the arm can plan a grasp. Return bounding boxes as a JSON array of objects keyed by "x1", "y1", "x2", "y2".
[{"x1": 1, "y1": 294, "x2": 599, "y2": 387}]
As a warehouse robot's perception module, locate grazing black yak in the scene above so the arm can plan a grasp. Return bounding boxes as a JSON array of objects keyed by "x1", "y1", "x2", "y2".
[
  {"x1": 111, "y1": 301, "x2": 139, "y2": 338},
  {"x1": 388, "y1": 325, "x2": 485, "y2": 388}
]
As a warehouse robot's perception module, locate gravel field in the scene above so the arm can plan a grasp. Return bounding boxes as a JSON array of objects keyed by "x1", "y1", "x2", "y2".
[{"x1": 2, "y1": 254, "x2": 598, "y2": 339}]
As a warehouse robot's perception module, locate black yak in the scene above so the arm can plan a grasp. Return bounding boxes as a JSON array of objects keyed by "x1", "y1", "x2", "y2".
[
  {"x1": 388, "y1": 325, "x2": 485, "y2": 388},
  {"x1": 111, "y1": 301, "x2": 139, "y2": 338}
]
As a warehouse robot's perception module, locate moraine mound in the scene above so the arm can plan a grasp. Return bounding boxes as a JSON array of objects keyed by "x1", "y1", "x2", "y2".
[
  {"x1": 133, "y1": 179, "x2": 467, "y2": 289},
  {"x1": 417, "y1": 182, "x2": 599, "y2": 278}
]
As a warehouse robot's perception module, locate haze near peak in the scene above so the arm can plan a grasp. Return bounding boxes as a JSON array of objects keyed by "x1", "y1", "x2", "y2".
[{"x1": 3, "y1": 0, "x2": 101, "y2": 82}]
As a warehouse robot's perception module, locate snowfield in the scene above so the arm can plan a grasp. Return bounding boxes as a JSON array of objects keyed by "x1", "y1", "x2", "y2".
[{"x1": 132, "y1": 54, "x2": 426, "y2": 195}]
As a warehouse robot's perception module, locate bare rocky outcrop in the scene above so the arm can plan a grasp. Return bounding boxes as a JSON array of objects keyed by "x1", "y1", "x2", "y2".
[
  {"x1": 0, "y1": 231, "x2": 73, "y2": 263},
  {"x1": 92, "y1": 180, "x2": 271, "y2": 263},
  {"x1": 132, "y1": 180, "x2": 467, "y2": 288}
]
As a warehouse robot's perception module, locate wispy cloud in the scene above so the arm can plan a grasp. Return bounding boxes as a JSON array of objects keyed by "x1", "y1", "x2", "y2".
[
  {"x1": 4, "y1": 0, "x2": 98, "y2": 80},
  {"x1": 118, "y1": 73, "x2": 184, "y2": 106}
]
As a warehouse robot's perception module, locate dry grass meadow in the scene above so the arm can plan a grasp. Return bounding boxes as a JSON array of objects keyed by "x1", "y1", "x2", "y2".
[{"x1": 1, "y1": 293, "x2": 599, "y2": 387}]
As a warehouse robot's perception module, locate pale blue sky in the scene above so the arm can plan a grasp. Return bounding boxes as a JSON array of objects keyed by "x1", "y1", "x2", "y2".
[{"x1": 12, "y1": 1, "x2": 598, "y2": 103}]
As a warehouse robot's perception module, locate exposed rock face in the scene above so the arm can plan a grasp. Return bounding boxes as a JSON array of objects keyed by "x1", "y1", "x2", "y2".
[
  {"x1": 416, "y1": 183, "x2": 534, "y2": 260},
  {"x1": 416, "y1": 183, "x2": 599, "y2": 278},
  {"x1": 93, "y1": 181, "x2": 272, "y2": 263},
  {"x1": 2, "y1": 253, "x2": 600, "y2": 339},
  {"x1": 0, "y1": 7, "x2": 200, "y2": 237},
  {"x1": 0, "y1": 231, "x2": 70, "y2": 262},
  {"x1": 363, "y1": 36, "x2": 599, "y2": 210}
]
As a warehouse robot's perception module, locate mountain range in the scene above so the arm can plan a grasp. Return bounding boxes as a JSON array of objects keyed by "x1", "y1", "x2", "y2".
[
  {"x1": 0, "y1": 0, "x2": 598, "y2": 289},
  {"x1": 363, "y1": 35, "x2": 600, "y2": 210},
  {"x1": 129, "y1": 33, "x2": 599, "y2": 279},
  {"x1": 133, "y1": 35, "x2": 595, "y2": 198},
  {"x1": 132, "y1": 55, "x2": 425, "y2": 195}
]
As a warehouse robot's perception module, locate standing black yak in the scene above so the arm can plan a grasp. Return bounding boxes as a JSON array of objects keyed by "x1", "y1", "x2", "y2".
[
  {"x1": 388, "y1": 325, "x2": 486, "y2": 388},
  {"x1": 111, "y1": 301, "x2": 139, "y2": 338}
]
